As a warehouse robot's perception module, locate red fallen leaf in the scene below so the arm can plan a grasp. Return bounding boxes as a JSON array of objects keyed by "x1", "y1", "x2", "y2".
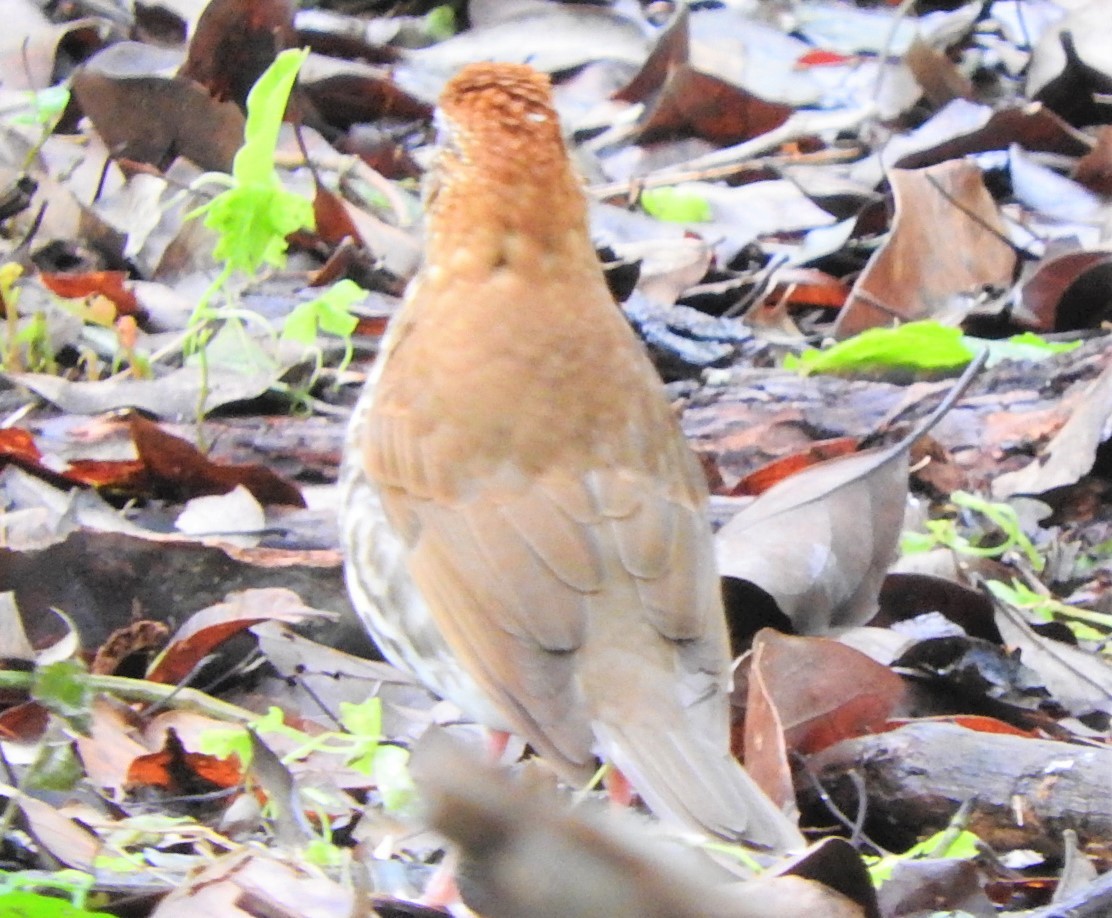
[
  {"x1": 615, "y1": 5, "x2": 791, "y2": 145},
  {"x1": 731, "y1": 437, "x2": 860, "y2": 496},
  {"x1": 612, "y1": 3, "x2": 689, "y2": 104},
  {"x1": 63, "y1": 458, "x2": 148, "y2": 489},
  {"x1": 126, "y1": 727, "x2": 242, "y2": 794},
  {"x1": 353, "y1": 315, "x2": 389, "y2": 338},
  {"x1": 636, "y1": 64, "x2": 792, "y2": 145},
  {"x1": 1073, "y1": 124, "x2": 1112, "y2": 195},
  {"x1": 796, "y1": 49, "x2": 856, "y2": 68},
  {"x1": 754, "y1": 630, "x2": 904, "y2": 756},
  {"x1": 39, "y1": 270, "x2": 141, "y2": 317},
  {"x1": 0, "y1": 702, "x2": 49, "y2": 742},
  {"x1": 0, "y1": 425, "x2": 144, "y2": 490},
  {"x1": 1015, "y1": 248, "x2": 1112, "y2": 332},
  {"x1": 886, "y1": 715, "x2": 1038, "y2": 738},
  {"x1": 312, "y1": 182, "x2": 363, "y2": 248},
  {"x1": 0, "y1": 428, "x2": 42, "y2": 465},
  {"x1": 129, "y1": 414, "x2": 304, "y2": 507},
  {"x1": 764, "y1": 268, "x2": 851, "y2": 311},
  {"x1": 146, "y1": 588, "x2": 326, "y2": 684}
]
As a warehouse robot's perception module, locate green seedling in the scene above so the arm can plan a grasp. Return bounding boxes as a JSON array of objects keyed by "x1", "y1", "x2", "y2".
[
  {"x1": 200, "y1": 701, "x2": 416, "y2": 814},
  {"x1": 901, "y1": 491, "x2": 1043, "y2": 571},
  {"x1": 182, "y1": 48, "x2": 368, "y2": 422},
  {"x1": 281, "y1": 278, "x2": 362, "y2": 380},
  {"x1": 986, "y1": 579, "x2": 1112, "y2": 646},
  {"x1": 865, "y1": 827, "x2": 981, "y2": 886},
  {"x1": 13, "y1": 85, "x2": 71, "y2": 129},
  {"x1": 0, "y1": 262, "x2": 24, "y2": 369},
  {"x1": 31, "y1": 660, "x2": 91, "y2": 731},
  {"x1": 641, "y1": 186, "x2": 713, "y2": 223},
  {"x1": 788, "y1": 323, "x2": 1081, "y2": 376},
  {"x1": 190, "y1": 48, "x2": 314, "y2": 283},
  {"x1": 184, "y1": 48, "x2": 314, "y2": 419},
  {"x1": 0, "y1": 263, "x2": 55, "y2": 373},
  {"x1": 2, "y1": 84, "x2": 71, "y2": 171},
  {"x1": 986, "y1": 331, "x2": 1081, "y2": 363}
]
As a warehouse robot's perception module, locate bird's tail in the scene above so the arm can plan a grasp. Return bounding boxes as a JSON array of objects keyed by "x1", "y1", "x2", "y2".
[{"x1": 597, "y1": 722, "x2": 805, "y2": 852}]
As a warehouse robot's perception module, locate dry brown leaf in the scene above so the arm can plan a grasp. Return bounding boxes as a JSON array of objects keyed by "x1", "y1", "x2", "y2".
[
  {"x1": 147, "y1": 587, "x2": 334, "y2": 684},
  {"x1": 992, "y1": 358, "x2": 1112, "y2": 498},
  {"x1": 151, "y1": 847, "x2": 356, "y2": 917},
  {"x1": 990, "y1": 590, "x2": 1112, "y2": 716},
  {"x1": 15, "y1": 794, "x2": 101, "y2": 871},
  {"x1": 178, "y1": 0, "x2": 296, "y2": 107},
  {"x1": 835, "y1": 161, "x2": 1016, "y2": 337},
  {"x1": 73, "y1": 42, "x2": 246, "y2": 173},
  {"x1": 749, "y1": 629, "x2": 905, "y2": 756},
  {"x1": 717, "y1": 357, "x2": 983, "y2": 634}
]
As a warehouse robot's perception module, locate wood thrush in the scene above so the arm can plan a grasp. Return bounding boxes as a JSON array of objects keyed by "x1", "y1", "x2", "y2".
[{"x1": 339, "y1": 62, "x2": 802, "y2": 851}]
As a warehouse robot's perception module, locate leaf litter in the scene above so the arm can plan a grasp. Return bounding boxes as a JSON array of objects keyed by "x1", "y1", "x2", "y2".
[{"x1": 2, "y1": 0, "x2": 1112, "y2": 915}]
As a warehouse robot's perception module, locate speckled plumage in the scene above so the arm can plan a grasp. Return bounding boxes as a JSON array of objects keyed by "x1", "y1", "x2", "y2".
[{"x1": 339, "y1": 63, "x2": 802, "y2": 850}]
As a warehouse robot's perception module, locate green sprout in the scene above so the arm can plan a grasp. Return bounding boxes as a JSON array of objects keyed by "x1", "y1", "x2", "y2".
[
  {"x1": 281, "y1": 278, "x2": 362, "y2": 380},
  {"x1": 787, "y1": 323, "x2": 1081, "y2": 376},
  {"x1": 184, "y1": 48, "x2": 314, "y2": 420},
  {"x1": 424, "y1": 4, "x2": 457, "y2": 41},
  {"x1": 866, "y1": 827, "x2": 981, "y2": 886},
  {"x1": 0, "y1": 263, "x2": 56, "y2": 373},
  {"x1": 986, "y1": 579, "x2": 1112, "y2": 646},
  {"x1": 190, "y1": 48, "x2": 314, "y2": 282},
  {"x1": 901, "y1": 491, "x2": 1044, "y2": 571},
  {"x1": 200, "y1": 701, "x2": 416, "y2": 814}
]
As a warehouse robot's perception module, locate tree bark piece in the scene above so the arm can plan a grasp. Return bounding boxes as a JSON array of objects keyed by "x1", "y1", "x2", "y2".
[{"x1": 803, "y1": 722, "x2": 1111, "y2": 857}]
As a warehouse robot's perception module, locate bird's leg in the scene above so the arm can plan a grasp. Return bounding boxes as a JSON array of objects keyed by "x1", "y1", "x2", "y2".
[
  {"x1": 486, "y1": 728, "x2": 511, "y2": 763},
  {"x1": 604, "y1": 765, "x2": 636, "y2": 810}
]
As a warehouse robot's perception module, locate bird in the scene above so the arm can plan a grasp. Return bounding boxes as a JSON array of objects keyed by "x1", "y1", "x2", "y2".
[
  {"x1": 410, "y1": 731, "x2": 865, "y2": 918},
  {"x1": 338, "y1": 61, "x2": 802, "y2": 852}
]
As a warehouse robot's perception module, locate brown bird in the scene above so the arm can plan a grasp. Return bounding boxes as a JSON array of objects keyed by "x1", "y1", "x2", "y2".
[
  {"x1": 411, "y1": 731, "x2": 867, "y2": 918},
  {"x1": 339, "y1": 61, "x2": 802, "y2": 851}
]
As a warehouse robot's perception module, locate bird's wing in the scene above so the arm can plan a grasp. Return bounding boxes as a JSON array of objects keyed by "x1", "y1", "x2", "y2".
[{"x1": 367, "y1": 441, "x2": 727, "y2": 771}]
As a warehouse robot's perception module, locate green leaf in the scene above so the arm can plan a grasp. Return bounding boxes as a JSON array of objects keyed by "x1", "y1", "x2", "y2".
[
  {"x1": 900, "y1": 492, "x2": 1043, "y2": 570},
  {"x1": 234, "y1": 48, "x2": 310, "y2": 186},
  {"x1": 0, "y1": 890, "x2": 112, "y2": 917},
  {"x1": 373, "y1": 744, "x2": 417, "y2": 813},
  {"x1": 425, "y1": 4, "x2": 457, "y2": 40},
  {"x1": 198, "y1": 725, "x2": 253, "y2": 767},
  {"x1": 200, "y1": 181, "x2": 314, "y2": 275},
  {"x1": 281, "y1": 280, "x2": 363, "y2": 344},
  {"x1": 188, "y1": 48, "x2": 314, "y2": 277},
  {"x1": 282, "y1": 302, "x2": 319, "y2": 345},
  {"x1": 339, "y1": 698, "x2": 382, "y2": 738},
  {"x1": 303, "y1": 837, "x2": 344, "y2": 867},
  {"x1": 0, "y1": 871, "x2": 109, "y2": 917},
  {"x1": 786, "y1": 321, "x2": 975, "y2": 375},
  {"x1": 31, "y1": 661, "x2": 90, "y2": 720},
  {"x1": 641, "y1": 186, "x2": 712, "y2": 223},
  {"x1": 867, "y1": 829, "x2": 981, "y2": 885},
  {"x1": 979, "y1": 331, "x2": 1082, "y2": 367},
  {"x1": 12, "y1": 86, "x2": 71, "y2": 127},
  {"x1": 26, "y1": 742, "x2": 83, "y2": 792}
]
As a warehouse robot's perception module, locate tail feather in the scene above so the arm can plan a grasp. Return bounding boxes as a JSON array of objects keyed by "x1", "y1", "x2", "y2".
[{"x1": 597, "y1": 722, "x2": 805, "y2": 852}]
